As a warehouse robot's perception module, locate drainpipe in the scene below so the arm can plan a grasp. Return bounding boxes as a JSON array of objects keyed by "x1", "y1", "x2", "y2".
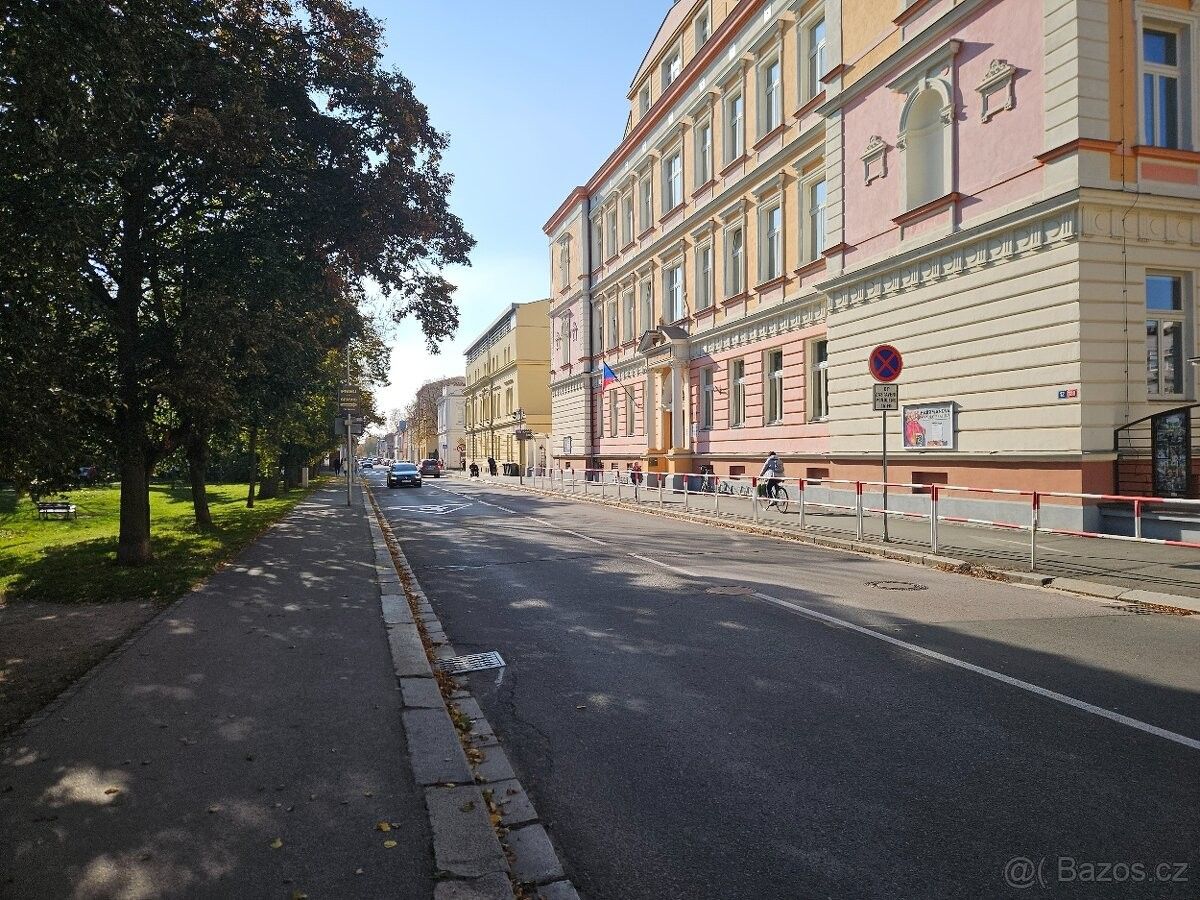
[{"x1": 583, "y1": 192, "x2": 596, "y2": 468}]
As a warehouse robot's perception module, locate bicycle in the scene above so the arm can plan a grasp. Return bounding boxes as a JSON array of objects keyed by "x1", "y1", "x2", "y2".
[{"x1": 759, "y1": 481, "x2": 790, "y2": 514}]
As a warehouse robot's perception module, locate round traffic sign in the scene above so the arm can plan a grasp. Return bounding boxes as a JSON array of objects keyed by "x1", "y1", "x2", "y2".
[{"x1": 869, "y1": 344, "x2": 903, "y2": 383}]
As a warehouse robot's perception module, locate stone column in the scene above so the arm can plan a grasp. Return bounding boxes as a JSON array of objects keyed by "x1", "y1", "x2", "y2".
[{"x1": 644, "y1": 368, "x2": 658, "y2": 450}]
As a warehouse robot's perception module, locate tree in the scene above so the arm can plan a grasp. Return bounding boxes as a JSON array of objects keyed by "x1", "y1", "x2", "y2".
[
  {"x1": 404, "y1": 376, "x2": 464, "y2": 462},
  {"x1": 0, "y1": 0, "x2": 473, "y2": 562}
]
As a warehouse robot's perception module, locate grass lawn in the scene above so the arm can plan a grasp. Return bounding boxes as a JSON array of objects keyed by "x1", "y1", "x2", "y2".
[{"x1": 0, "y1": 481, "x2": 322, "y2": 604}]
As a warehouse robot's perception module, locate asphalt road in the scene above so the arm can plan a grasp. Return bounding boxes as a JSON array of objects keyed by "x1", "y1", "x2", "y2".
[{"x1": 370, "y1": 471, "x2": 1199, "y2": 900}]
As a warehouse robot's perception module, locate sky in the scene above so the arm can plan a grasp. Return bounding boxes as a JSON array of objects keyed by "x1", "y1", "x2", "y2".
[{"x1": 361, "y1": 0, "x2": 673, "y2": 426}]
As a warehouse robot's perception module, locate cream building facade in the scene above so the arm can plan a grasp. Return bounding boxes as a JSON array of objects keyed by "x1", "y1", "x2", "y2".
[
  {"x1": 545, "y1": 0, "x2": 1200, "y2": 523},
  {"x1": 464, "y1": 300, "x2": 552, "y2": 473}
]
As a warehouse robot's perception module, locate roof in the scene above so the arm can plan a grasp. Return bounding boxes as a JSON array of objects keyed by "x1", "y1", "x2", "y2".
[{"x1": 630, "y1": 0, "x2": 701, "y2": 93}]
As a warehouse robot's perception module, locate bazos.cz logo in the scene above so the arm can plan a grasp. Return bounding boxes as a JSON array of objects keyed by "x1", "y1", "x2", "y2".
[{"x1": 1004, "y1": 856, "x2": 1190, "y2": 890}]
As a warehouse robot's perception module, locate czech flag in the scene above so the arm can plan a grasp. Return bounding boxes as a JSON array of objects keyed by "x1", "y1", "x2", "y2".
[{"x1": 601, "y1": 363, "x2": 618, "y2": 388}]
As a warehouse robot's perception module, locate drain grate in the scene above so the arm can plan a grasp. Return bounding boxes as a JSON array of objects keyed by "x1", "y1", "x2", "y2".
[
  {"x1": 440, "y1": 651, "x2": 506, "y2": 675},
  {"x1": 866, "y1": 580, "x2": 928, "y2": 591}
]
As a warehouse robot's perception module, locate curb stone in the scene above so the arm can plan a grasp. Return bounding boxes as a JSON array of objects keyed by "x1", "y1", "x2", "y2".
[
  {"x1": 463, "y1": 476, "x2": 1197, "y2": 616},
  {"x1": 364, "y1": 485, "x2": 581, "y2": 898}
]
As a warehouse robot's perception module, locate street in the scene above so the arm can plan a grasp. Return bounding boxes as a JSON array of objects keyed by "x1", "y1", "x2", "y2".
[{"x1": 370, "y1": 471, "x2": 1199, "y2": 899}]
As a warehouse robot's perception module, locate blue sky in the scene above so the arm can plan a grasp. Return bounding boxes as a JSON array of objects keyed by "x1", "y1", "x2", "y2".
[{"x1": 363, "y1": 0, "x2": 672, "y2": 421}]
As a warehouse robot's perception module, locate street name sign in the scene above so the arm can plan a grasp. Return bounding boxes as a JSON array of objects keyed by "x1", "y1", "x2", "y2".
[
  {"x1": 873, "y1": 383, "x2": 899, "y2": 411},
  {"x1": 514, "y1": 428, "x2": 533, "y2": 441}
]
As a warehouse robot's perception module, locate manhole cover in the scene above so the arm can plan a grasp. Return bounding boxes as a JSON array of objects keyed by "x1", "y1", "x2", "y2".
[
  {"x1": 866, "y1": 580, "x2": 928, "y2": 591},
  {"x1": 706, "y1": 585, "x2": 753, "y2": 596},
  {"x1": 440, "y1": 651, "x2": 506, "y2": 675}
]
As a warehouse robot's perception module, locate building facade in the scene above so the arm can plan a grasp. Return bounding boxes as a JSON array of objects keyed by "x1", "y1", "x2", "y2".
[
  {"x1": 464, "y1": 300, "x2": 552, "y2": 473},
  {"x1": 545, "y1": 0, "x2": 1200, "y2": 505},
  {"x1": 437, "y1": 383, "x2": 467, "y2": 470}
]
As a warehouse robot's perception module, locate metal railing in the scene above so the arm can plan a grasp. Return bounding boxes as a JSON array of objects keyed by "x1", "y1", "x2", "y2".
[{"x1": 507, "y1": 467, "x2": 1200, "y2": 570}]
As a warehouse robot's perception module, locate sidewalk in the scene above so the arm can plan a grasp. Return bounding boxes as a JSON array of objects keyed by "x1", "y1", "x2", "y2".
[
  {"x1": 462, "y1": 473, "x2": 1200, "y2": 604},
  {"x1": 0, "y1": 484, "x2": 432, "y2": 899}
]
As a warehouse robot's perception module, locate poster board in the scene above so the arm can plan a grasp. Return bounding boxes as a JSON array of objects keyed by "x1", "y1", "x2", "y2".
[{"x1": 901, "y1": 402, "x2": 955, "y2": 450}]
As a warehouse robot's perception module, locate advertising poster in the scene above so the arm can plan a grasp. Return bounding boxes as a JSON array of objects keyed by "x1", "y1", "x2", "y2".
[{"x1": 902, "y1": 402, "x2": 955, "y2": 450}]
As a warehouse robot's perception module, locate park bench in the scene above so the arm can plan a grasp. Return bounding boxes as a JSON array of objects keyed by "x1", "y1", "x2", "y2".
[{"x1": 36, "y1": 501, "x2": 77, "y2": 520}]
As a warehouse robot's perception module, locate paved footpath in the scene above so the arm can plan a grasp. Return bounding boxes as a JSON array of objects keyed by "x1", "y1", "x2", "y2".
[{"x1": 0, "y1": 484, "x2": 432, "y2": 899}]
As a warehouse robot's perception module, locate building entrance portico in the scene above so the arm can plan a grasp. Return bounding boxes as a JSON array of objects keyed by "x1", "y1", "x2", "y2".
[{"x1": 638, "y1": 325, "x2": 692, "y2": 475}]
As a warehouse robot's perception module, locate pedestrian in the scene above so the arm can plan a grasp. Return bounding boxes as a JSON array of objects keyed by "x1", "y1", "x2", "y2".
[{"x1": 487, "y1": 456, "x2": 497, "y2": 476}]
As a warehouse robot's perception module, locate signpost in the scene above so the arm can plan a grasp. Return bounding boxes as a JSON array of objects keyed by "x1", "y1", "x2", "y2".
[{"x1": 869, "y1": 345, "x2": 903, "y2": 542}]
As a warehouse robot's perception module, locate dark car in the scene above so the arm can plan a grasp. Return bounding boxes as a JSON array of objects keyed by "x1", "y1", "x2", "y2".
[
  {"x1": 387, "y1": 463, "x2": 422, "y2": 488},
  {"x1": 419, "y1": 458, "x2": 442, "y2": 477}
]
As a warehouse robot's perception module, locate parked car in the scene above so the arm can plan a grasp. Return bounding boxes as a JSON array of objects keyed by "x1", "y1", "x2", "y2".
[
  {"x1": 387, "y1": 462, "x2": 422, "y2": 488},
  {"x1": 419, "y1": 458, "x2": 442, "y2": 477}
]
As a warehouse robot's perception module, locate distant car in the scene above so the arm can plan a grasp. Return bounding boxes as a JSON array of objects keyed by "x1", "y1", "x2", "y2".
[
  {"x1": 388, "y1": 463, "x2": 422, "y2": 488},
  {"x1": 419, "y1": 458, "x2": 442, "y2": 477},
  {"x1": 362, "y1": 458, "x2": 374, "y2": 469}
]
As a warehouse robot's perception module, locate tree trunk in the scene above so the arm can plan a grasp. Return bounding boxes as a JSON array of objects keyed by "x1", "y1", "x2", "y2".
[
  {"x1": 116, "y1": 439, "x2": 153, "y2": 565},
  {"x1": 257, "y1": 463, "x2": 279, "y2": 500},
  {"x1": 186, "y1": 431, "x2": 213, "y2": 529},
  {"x1": 246, "y1": 423, "x2": 258, "y2": 508}
]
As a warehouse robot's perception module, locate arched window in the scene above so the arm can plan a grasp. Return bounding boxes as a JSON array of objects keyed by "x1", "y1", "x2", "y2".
[{"x1": 903, "y1": 89, "x2": 946, "y2": 209}]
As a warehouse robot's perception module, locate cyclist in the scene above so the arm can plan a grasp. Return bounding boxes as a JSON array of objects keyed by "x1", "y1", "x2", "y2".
[{"x1": 759, "y1": 451, "x2": 783, "y2": 502}]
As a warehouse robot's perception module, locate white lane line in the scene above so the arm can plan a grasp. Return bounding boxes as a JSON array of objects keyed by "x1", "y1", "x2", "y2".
[
  {"x1": 628, "y1": 552, "x2": 697, "y2": 577},
  {"x1": 750, "y1": 591, "x2": 1200, "y2": 752},
  {"x1": 558, "y1": 528, "x2": 608, "y2": 547}
]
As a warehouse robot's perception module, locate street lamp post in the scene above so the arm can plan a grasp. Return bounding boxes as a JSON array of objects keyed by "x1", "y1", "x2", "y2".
[{"x1": 513, "y1": 407, "x2": 526, "y2": 485}]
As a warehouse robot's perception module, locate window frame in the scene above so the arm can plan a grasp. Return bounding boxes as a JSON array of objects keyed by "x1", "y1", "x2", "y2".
[
  {"x1": 608, "y1": 390, "x2": 618, "y2": 437},
  {"x1": 1146, "y1": 271, "x2": 1191, "y2": 400},
  {"x1": 764, "y1": 348, "x2": 784, "y2": 424},
  {"x1": 809, "y1": 339, "x2": 829, "y2": 421},
  {"x1": 639, "y1": 171, "x2": 654, "y2": 232},
  {"x1": 759, "y1": 201, "x2": 783, "y2": 283},
  {"x1": 622, "y1": 289, "x2": 635, "y2": 342},
  {"x1": 724, "y1": 90, "x2": 745, "y2": 163},
  {"x1": 696, "y1": 242, "x2": 714, "y2": 310},
  {"x1": 640, "y1": 276, "x2": 654, "y2": 331},
  {"x1": 694, "y1": 118, "x2": 713, "y2": 188},
  {"x1": 729, "y1": 358, "x2": 746, "y2": 426},
  {"x1": 1140, "y1": 22, "x2": 1188, "y2": 150},
  {"x1": 800, "y1": 13, "x2": 827, "y2": 103},
  {"x1": 625, "y1": 391, "x2": 636, "y2": 437},
  {"x1": 695, "y1": 4, "x2": 711, "y2": 48},
  {"x1": 607, "y1": 299, "x2": 619, "y2": 350},
  {"x1": 759, "y1": 55, "x2": 782, "y2": 136},
  {"x1": 663, "y1": 148, "x2": 683, "y2": 214},
  {"x1": 558, "y1": 240, "x2": 570, "y2": 289},
  {"x1": 803, "y1": 176, "x2": 827, "y2": 261},
  {"x1": 606, "y1": 206, "x2": 618, "y2": 259},
  {"x1": 662, "y1": 50, "x2": 681, "y2": 90},
  {"x1": 724, "y1": 222, "x2": 745, "y2": 298},
  {"x1": 621, "y1": 193, "x2": 634, "y2": 246},
  {"x1": 664, "y1": 261, "x2": 685, "y2": 323},
  {"x1": 700, "y1": 366, "x2": 715, "y2": 429}
]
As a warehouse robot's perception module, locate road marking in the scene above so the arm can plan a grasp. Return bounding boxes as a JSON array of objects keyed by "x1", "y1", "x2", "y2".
[
  {"x1": 750, "y1": 591, "x2": 1200, "y2": 752},
  {"x1": 558, "y1": 528, "x2": 608, "y2": 546},
  {"x1": 628, "y1": 552, "x2": 697, "y2": 577}
]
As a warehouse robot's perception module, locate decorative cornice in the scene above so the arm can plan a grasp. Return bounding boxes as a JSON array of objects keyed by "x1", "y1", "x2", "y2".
[
  {"x1": 690, "y1": 295, "x2": 825, "y2": 361},
  {"x1": 820, "y1": 197, "x2": 1081, "y2": 313}
]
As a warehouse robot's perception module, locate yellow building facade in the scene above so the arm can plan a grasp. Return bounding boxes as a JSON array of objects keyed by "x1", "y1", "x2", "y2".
[{"x1": 464, "y1": 300, "x2": 552, "y2": 473}]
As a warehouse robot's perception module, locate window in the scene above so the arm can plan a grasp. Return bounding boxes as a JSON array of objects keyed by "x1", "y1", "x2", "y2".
[
  {"x1": 806, "y1": 18, "x2": 827, "y2": 101},
  {"x1": 765, "y1": 349, "x2": 784, "y2": 423},
  {"x1": 625, "y1": 392, "x2": 635, "y2": 436},
  {"x1": 591, "y1": 218, "x2": 603, "y2": 266},
  {"x1": 761, "y1": 203, "x2": 783, "y2": 281},
  {"x1": 558, "y1": 242, "x2": 570, "y2": 289},
  {"x1": 594, "y1": 304, "x2": 604, "y2": 352},
  {"x1": 505, "y1": 388, "x2": 513, "y2": 416},
  {"x1": 639, "y1": 172, "x2": 653, "y2": 231},
  {"x1": 760, "y1": 57, "x2": 782, "y2": 135},
  {"x1": 663, "y1": 151, "x2": 683, "y2": 212},
  {"x1": 560, "y1": 317, "x2": 571, "y2": 366},
  {"x1": 662, "y1": 52, "x2": 681, "y2": 89},
  {"x1": 607, "y1": 209, "x2": 618, "y2": 258},
  {"x1": 729, "y1": 359, "x2": 746, "y2": 426},
  {"x1": 810, "y1": 339, "x2": 828, "y2": 420},
  {"x1": 725, "y1": 224, "x2": 744, "y2": 296},
  {"x1": 695, "y1": 121, "x2": 712, "y2": 187},
  {"x1": 1143, "y1": 28, "x2": 1182, "y2": 149},
  {"x1": 725, "y1": 91, "x2": 744, "y2": 162},
  {"x1": 639, "y1": 84, "x2": 651, "y2": 117},
  {"x1": 622, "y1": 194, "x2": 634, "y2": 245},
  {"x1": 665, "y1": 263, "x2": 684, "y2": 322},
  {"x1": 609, "y1": 392, "x2": 618, "y2": 437},
  {"x1": 622, "y1": 290, "x2": 635, "y2": 341},
  {"x1": 903, "y1": 89, "x2": 947, "y2": 209},
  {"x1": 640, "y1": 277, "x2": 654, "y2": 330},
  {"x1": 808, "y1": 179, "x2": 827, "y2": 259},
  {"x1": 696, "y1": 243, "x2": 713, "y2": 310},
  {"x1": 1146, "y1": 274, "x2": 1187, "y2": 397},
  {"x1": 696, "y1": 7, "x2": 710, "y2": 47},
  {"x1": 700, "y1": 367, "x2": 715, "y2": 429},
  {"x1": 607, "y1": 301, "x2": 619, "y2": 350}
]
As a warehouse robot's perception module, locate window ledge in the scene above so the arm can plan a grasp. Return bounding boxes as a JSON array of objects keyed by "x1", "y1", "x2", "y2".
[
  {"x1": 1132, "y1": 145, "x2": 1200, "y2": 163},
  {"x1": 752, "y1": 124, "x2": 787, "y2": 153},
  {"x1": 894, "y1": 0, "x2": 936, "y2": 27},
  {"x1": 621, "y1": 240, "x2": 637, "y2": 253},
  {"x1": 821, "y1": 241, "x2": 852, "y2": 258},
  {"x1": 754, "y1": 275, "x2": 790, "y2": 294},
  {"x1": 722, "y1": 291, "x2": 750, "y2": 307},
  {"x1": 720, "y1": 154, "x2": 749, "y2": 178},
  {"x1": 691, "y1": 179, "x2": 717, "y2": 199},
  {"x1": 793, "y1": 257, "x2": 827, "y2": 279},
  {"x1": 892, "y1": 191, "x2": 962, "y2": 227},
  {"x1": 694, "y1": 304, "x2": 718, "y2": 319},
  {"x1": 620, "y1": 340, "x2": 638, "y2": 350},
  {"x1": 1034, "y1": 138, "x2": 1121, "y2": 164},
  {"x1": 793, "y1": 91, "x2": 826, "y2": 120},
  {"x1": 819, "y1": 64, "x2": 848, "y2": 85},
  {"x1": 659, "y1": 203, "x2": 685, "y2": 225},
  {"x1": 605, "y1": 253, "x2": 619, "y2": 264},
  {"x1": 636, "y1": 226, "x2": 657, "y2": 241}
]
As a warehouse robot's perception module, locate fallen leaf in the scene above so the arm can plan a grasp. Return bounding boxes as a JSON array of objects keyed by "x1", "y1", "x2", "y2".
[
  {"x1": 104, "y1": 788, "x2": 119, "y2": 795},
  {"x1": 382, "y1": 840, "x2": 397, "y2": 849},
  {"x1": 207, "y1": 805, "x2": 220, "y2": 814},
  {"x1": 376, "y1": 821, "x2": 391, "y2": 832},
  {"x1": 355, "y1": 867, "x2": 364, "y2": 875},
  {"x1": 363, "y1": 791, "x2": 373, "y2": 797},
  {"x1": 270, "y1": 838, "x2": 283, "y2": 850}
]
